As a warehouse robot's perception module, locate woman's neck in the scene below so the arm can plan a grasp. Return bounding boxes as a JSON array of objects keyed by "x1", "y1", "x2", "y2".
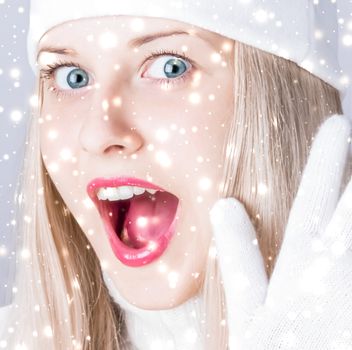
[{"x1": 102, "y1": 271, "x2": 205, "y2": 350}]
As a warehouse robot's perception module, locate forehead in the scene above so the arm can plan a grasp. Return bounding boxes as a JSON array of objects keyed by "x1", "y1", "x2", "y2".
[{"x1": 38, "y1": 15, "x2": 222, "y2": 50}]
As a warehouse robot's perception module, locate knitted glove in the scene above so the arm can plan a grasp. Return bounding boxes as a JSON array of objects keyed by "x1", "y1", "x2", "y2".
[{"x1": 209, "y1": 115, "x2": 352, "y2": 349}]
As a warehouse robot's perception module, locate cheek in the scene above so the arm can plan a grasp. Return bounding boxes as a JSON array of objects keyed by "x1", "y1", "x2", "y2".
[{"x1": 151, "y1": 105, "x2": 227, "y2": 193}]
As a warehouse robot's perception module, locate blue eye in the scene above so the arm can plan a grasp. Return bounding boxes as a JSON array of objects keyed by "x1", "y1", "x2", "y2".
[
  {"x1": 56, "y1": 67, "x2": 89, "y2": 90},
  {"x1": 66, "y1": 68, "x2": 89, "y2": 88},
  {"x1": 145, "y1": 56, "x2": 189, "y2": 80}
]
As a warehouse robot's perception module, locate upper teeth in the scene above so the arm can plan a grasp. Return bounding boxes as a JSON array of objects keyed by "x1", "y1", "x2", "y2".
[{"x1": 97, "y1": 186, "x2": 158, "y2": 201}]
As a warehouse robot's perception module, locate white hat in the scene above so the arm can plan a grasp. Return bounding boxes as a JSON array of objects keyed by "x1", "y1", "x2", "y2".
[{"x1": 27, "y1": 0, "x2": 348, "y2": 93}]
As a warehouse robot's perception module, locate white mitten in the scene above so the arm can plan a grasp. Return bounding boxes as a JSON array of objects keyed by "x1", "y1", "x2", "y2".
[{"x1": 210, "y1": 115, "x2": 352, "y2": 349}]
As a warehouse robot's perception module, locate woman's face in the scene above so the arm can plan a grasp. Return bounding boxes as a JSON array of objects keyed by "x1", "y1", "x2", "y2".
[{"x1": 38, "y1": 15, "x2": 234, "y2": 309}]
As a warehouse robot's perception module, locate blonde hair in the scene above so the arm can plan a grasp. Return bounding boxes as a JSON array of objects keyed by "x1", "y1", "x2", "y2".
[
  {"x1": 201, "y1": 41, "x2": 346, "y2": 349},
  {"x1": 0, "y1": 39, "x2": 345, "y2": 349}
]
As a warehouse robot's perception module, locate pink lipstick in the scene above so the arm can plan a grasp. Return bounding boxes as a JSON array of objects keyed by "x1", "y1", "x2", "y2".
[{"x1": 87, "y1": 177, "x2": 180, "y2": 267}]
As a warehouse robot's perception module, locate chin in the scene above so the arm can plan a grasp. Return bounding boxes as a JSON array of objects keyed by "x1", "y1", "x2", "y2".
[{"x1": 122, "y1": 273, "x2": 203, "y2": 310}]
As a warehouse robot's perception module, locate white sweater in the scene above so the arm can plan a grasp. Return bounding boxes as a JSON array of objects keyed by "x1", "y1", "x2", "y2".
[
  {"x1": 0, "y1": 274, "x2": 205, "y2": 350},
  {"x1": 102, "y1": 272, "x2": 205, "y2": 350}
]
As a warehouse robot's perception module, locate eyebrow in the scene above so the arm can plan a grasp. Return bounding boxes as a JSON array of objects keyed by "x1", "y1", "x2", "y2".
[{"x1": 36, "y1": 29, "x2": 213, "y2": 62}]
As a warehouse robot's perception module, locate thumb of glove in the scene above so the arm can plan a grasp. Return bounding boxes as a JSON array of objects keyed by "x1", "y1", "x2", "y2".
[{"x1": 209, "y1": 197, "x2": 268, "y2": 343}]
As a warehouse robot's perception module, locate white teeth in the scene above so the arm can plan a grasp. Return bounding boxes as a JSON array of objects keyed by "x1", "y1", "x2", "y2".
[
  {"x1": 134, "y1": 187, "x2": 146, "y2": 196},
  {"x1": 97, "y1": 186, "x2": 158, "y2": 201},
  {"x1": 118, "y1": 186, "x2": 135, "y2": 200}
]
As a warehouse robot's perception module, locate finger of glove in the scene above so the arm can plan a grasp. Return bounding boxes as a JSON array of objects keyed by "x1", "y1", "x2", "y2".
[
  {"x1": 266, "y1": 115, "x2": 351, "y2": 301},
  {"x1": 320, "y1": 174, "x2": 352, "y2": 255},
  {"x1": 210, "y1": 197, "x2": 268, "y2": 337},
  {"x1": 282, "y1": 115, "x2": 351, "y2": 250}
]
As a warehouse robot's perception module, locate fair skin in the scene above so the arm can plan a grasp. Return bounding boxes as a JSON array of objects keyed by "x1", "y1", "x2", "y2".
[{"x1": 38, "y1": 15, "x2": 234, "y2": 309}]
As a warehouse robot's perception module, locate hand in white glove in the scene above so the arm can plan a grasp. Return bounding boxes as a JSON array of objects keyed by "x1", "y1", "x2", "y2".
[{"x1": 209, "y1": 115, "x2": 352, "y2": 349}]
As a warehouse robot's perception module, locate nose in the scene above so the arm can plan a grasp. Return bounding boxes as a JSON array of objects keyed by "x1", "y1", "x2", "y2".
[{"x1": 79, "y1": 97, "x2": 144, "y2": 157}]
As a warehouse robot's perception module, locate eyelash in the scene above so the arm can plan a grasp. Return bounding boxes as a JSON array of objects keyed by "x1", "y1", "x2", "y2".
[{"x1": 40, "y1": 48, "x2": 195, "y2": 98}]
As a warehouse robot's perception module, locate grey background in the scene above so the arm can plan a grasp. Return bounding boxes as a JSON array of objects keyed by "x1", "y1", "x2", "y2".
[{"x1": 0, "y1": 0, "x2": 351, "y2": 306}]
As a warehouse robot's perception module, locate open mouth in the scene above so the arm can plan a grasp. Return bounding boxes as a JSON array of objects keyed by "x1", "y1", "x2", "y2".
[
  {"x1": 96, "y1": 189, "x2": 179, "y2": 250},
  {"x1": 87, "y1": 177, "x2": 181, "y2": 266}
]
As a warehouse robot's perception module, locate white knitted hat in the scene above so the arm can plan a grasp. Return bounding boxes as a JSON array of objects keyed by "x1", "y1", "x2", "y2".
[{"x1": 27, "y1": 0, "x2": 348, "y2": 93}]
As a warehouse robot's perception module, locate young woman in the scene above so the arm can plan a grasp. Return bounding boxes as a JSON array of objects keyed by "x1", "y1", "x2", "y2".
[{"x1": 1, "y1": 1, "x2": 351, "y2": 349}]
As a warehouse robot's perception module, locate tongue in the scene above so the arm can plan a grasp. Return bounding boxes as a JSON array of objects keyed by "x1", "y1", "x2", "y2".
[{"x1": 121, "y1": 191, "x2": 179, "y2": 248}]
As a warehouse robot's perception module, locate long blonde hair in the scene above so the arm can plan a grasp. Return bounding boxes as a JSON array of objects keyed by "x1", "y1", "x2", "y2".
[{"x1": 0, "y1": 39, "x2": 345, "y2": 349}]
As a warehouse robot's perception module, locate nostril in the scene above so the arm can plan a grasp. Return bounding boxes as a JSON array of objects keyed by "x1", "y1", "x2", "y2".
[
  {"x1": 104, "y1": 144, "x2": 125, "y2": 154},
  {"x1": 105, "y1": 142, "x2": 144, "y2": 156}
]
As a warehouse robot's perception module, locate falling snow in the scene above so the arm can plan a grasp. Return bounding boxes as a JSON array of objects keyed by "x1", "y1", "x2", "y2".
[{"x1": 0, "y1": 1, "x2": 351, "y2": 349}]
